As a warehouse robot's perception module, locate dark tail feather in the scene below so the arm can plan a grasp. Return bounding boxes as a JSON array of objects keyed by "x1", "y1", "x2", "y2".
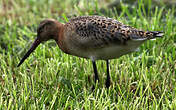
[
  {"x1": 131, "y1": 31, "x2": 164, "y2": 41},
  {"x1": 147, "y1": 31, "x2": 164, "y2": 39}
]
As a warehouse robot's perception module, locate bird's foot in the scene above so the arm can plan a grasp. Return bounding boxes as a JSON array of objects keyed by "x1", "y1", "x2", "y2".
[{"x1": 105, "y1": 79, "x2": 111, "y2": 88}]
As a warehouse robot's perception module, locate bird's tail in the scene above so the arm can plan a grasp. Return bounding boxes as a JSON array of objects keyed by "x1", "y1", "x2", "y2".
[
  {"x1": 131, "y1": 31, "x2": 164, "y2": 41},
  {"x1": 145, "y1": 31, "x2": 164, "y2": 39}
]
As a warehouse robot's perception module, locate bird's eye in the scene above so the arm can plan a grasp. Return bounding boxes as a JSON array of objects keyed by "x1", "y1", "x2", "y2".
[{"x1": 38, "y1": 26, "x2": 45, "y2": 34}]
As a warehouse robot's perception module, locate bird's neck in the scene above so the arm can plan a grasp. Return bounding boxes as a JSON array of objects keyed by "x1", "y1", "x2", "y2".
[{"x1": 55, "y1": 24, "x2": 69, "y2": 54}]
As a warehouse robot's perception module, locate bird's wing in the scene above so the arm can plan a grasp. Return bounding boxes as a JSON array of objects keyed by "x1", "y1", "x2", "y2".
[{"x1": 66, "y1": 16, "x2": 163, "y2": 49}]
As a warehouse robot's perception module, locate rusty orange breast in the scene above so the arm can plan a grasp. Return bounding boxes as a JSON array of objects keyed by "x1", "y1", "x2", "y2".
[{"x1": 56, "y1": 24, "x2": 70, "y2": 54}]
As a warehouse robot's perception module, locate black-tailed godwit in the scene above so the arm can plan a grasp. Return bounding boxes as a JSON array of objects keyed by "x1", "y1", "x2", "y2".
[{"x1": 17, "y1": 16, "x2": 164, "y2": 88}]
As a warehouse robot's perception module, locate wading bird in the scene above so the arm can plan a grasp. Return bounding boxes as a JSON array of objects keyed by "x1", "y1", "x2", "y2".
[{"x1": 17, "y1": 16, "x2": 163, "y2": 88}]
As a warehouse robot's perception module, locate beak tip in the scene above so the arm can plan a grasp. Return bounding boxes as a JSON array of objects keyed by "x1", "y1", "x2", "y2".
[
  {"x1": 17, "y1": 64, "x2": 20, "y2": 67},
  {"x1": 17, "y1": 37, "x2": 40, "y2": 68},
  {"x1": 17, "y1": 62, "x2": 21, "y2": 67}
]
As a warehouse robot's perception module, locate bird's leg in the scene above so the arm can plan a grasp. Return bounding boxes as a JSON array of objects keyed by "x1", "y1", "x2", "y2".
[
  {"x1": 92, "y1": 61, "x2": 99, "y2": 89},
  {"x1": 105, "y1": 60, "x2": 111, "y2": 88}
]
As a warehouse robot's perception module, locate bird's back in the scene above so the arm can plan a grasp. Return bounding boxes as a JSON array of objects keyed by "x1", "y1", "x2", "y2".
[{"x1": 63, "y1": 15, "x2": 163, "y2": 60}]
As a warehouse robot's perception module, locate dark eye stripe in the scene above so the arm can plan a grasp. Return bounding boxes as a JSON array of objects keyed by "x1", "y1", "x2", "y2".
[{"x1": 38, "y1": 21, "x2": 53, "y2": 34}]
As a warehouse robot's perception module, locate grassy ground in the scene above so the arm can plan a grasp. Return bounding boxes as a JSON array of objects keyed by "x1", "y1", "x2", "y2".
[{"x1": 0, "y1": 0, "x2": 176, "y2": 109}]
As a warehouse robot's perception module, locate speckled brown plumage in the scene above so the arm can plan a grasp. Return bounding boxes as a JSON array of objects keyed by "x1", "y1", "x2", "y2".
[
  {"x1": 61, "y1": 15, "x2": 163, "y2": 60},
  {"x1": 67, "y1": 16, "x2": 162, "y2": 44},
  {"x1": 18, "y1": 15, "x2": 164, "y2": 88}
]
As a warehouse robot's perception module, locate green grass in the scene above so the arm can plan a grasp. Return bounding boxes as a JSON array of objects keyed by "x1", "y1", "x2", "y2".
[{"x1": 0, "y1": 0, "x2": 176, "y2": 109}]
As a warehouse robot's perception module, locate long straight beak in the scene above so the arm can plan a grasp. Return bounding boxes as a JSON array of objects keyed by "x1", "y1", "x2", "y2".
[{"x1": 17, "y1": 38, "x2": 41, "y2": 67}]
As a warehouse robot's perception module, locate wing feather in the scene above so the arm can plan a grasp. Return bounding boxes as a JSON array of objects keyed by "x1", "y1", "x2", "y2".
[{"x1": 66, "y1": 16, "x2": 163, "y2": 49}]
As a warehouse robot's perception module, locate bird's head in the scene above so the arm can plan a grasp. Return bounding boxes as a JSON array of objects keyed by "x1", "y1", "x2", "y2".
[{"x1": 17, "y1": 19, "x2": 63, "y2": 67}]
